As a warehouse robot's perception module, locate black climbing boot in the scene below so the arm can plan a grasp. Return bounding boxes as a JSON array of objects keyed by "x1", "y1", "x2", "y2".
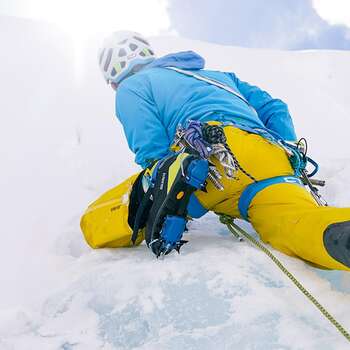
[{"x1": 323, "y1": 221, "x2": 350, "y2": 268}]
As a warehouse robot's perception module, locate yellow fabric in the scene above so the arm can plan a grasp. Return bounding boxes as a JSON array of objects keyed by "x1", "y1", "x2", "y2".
[
  {"x1": 194, "y1": 125, "x2": 350, "y2": 271},
  {"x1": 249, "y1": 185, "x2": 350, "y2": 270},
  {"x1": 167, "y1": 153, "x2": 188, "y2": 192},
  {"x1": 195, "y1": 126, "x2": 295, "y2": 216},
  {"x1": 80, "y1": 173, "x2": 144, "y2": 248}
]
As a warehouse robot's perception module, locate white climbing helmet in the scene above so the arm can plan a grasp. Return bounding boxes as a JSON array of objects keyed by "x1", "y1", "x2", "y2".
[{"x1": 98, "y1": 31, "x2": 156, "y2": 85}]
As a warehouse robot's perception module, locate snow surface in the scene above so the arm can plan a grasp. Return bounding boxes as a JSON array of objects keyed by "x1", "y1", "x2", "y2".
[{"x1": 1, "y1": 15, "x2": 350, "y2": 350}]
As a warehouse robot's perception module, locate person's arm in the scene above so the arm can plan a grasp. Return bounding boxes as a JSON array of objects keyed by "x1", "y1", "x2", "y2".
[
  {"x1": 230, "y1": 73, "x2": 297, "y2": 141},
  {"x1": 116, "y1": 84, "x2": 171, "y2": 168}
]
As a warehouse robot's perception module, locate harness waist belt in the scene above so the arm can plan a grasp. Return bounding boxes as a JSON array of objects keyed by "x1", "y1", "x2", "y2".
[{"x1": 238, "y1": 176, "x2": 303, "y2": 221}]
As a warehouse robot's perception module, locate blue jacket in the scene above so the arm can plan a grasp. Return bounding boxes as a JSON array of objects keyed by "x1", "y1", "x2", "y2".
[{"x1": 115, "y1": 51, "x2": 297, "y2": 168}]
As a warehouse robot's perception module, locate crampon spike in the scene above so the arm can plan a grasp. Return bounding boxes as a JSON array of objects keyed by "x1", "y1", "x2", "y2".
[{"x1": 175, "y1": 240, "x2": 188, "y2": 253}]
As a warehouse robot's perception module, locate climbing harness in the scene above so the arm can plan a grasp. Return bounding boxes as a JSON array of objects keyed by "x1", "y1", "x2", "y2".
[
  {"x1": 174, "y1": 119, "x2": 326, "y2": 221},
  {"x1": 219, "y1": 214, "x2": 350, "y2": 343}
]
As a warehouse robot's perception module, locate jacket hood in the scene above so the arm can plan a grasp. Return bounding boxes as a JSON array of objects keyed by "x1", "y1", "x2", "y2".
[{"x1": 146, "y1": 51, "x2": 205, "y2": 70}]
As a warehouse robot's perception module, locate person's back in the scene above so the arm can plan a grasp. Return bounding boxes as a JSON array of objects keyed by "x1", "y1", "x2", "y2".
[{"x1": 116, "y1": 51, "x2": 296, "y2": 168}]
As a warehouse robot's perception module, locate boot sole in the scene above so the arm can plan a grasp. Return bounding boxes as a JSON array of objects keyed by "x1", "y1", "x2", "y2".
[{"x1": 323, "y1": 221, "x2": 350, "y2": 268}]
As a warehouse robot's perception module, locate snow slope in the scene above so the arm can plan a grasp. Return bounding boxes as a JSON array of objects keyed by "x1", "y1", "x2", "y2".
[{"x1": 1, "y1": 15, "x2": 350, "y2": 350}]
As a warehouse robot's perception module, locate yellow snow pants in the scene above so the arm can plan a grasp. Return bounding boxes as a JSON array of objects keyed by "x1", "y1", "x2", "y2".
[
  {"x1": 80, "y1": 125, "x2": 350, "y2": 271},
  {"x1": 195, "y1": 125, "x2": 350, "y2": 271}
]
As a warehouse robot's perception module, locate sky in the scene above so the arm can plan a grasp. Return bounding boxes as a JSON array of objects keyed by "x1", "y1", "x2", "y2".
[
  {"x1": 0, "y1": 0, "x2": 349, "y2": 50},
  {"x1": 167, "y1": 0, "x2": 350, "y2": 49}
]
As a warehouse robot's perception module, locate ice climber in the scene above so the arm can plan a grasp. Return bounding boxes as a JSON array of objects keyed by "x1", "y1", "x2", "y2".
[{"x1": 80, "y1": 31, "x2": 350, "y2": 271}]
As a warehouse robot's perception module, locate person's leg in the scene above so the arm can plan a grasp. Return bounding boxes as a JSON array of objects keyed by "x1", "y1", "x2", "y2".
[
  {"x1": 195, "y1": 125, "x2": 350, "y2": 271},
  {"x1": 80, "y1": 172, "x2": 145, "y2": 248},
  {"x1": 249, "y1": 184, "x2": 350, "y2": 271}
]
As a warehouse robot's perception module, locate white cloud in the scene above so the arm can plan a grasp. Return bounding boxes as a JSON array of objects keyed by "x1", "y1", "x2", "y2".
[{"x1": 313, "y1": 0, "x2": 350, "y2": 27}]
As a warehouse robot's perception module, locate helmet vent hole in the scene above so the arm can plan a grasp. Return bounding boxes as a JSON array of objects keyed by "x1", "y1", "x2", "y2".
[
  {"x1": 120, "y1": 61, "x2": 126, "y2": 68},
  {"x1": 149, "y1": 49, "x2": 154, "y2": 55},
  {"x1": 104, "y1": 48, "x2": 113, "y2": 72},
  {"x1": 129, "y1": 43, "x2": 138, "y2": 51},
  {"x1": 139, "y1": 51, "x2": 146, "y2": 57},
  {"x1": 111, "y1": 68, "x2": 117, "y2": 77},
  {"x1": 118, "y1": 48, "x2": 127, "y2": 57},
  {"x1": 99, "y1": 48, "x2": 105, "y2": 65}
]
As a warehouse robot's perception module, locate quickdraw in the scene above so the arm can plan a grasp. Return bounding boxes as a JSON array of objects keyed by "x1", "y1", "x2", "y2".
[{"x1": 173, "y1": 120, "x2": 257, "y2": 190}]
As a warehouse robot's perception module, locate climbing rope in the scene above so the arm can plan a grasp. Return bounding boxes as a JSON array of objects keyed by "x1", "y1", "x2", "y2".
[{"x1": 219, "y1": 214, "x2": 350, "y2": 343}]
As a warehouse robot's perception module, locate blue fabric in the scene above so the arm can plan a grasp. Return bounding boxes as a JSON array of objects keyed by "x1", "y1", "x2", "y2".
[
  {"x1": 115, "y1": 51, "x2": 297, "y2": 168},
  {"x1": 114, "y1": 57, "x2": 155, "y2": 84},
  {"x1": 146, "y1": 51, "x2": 205, "y2": 70},
  {"x1": 238, "y1": 176, "x2": 304, "y2": 221},
  {"x1": 187, "y1": 194, "x2": 208, "y2": 219},
  {"x1": 185, "y1": 158, "x2": 209, "y2": 189},
  {"x1": 162, "y1": 215, "x2": 186, "y2": 245}
]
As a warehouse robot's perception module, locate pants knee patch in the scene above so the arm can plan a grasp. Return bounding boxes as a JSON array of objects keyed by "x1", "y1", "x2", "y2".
[{"x1": 323, "y1": 221, "x2": 350, "y2": 268}]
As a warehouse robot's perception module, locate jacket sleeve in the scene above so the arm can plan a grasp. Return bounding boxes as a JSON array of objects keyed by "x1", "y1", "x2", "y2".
[
  {"x1": 230, "y1": 73, "x2": 297, "y2": 141},
  {"x1": 115, "y1": 84, "x2": 171, "y2": 168}
]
